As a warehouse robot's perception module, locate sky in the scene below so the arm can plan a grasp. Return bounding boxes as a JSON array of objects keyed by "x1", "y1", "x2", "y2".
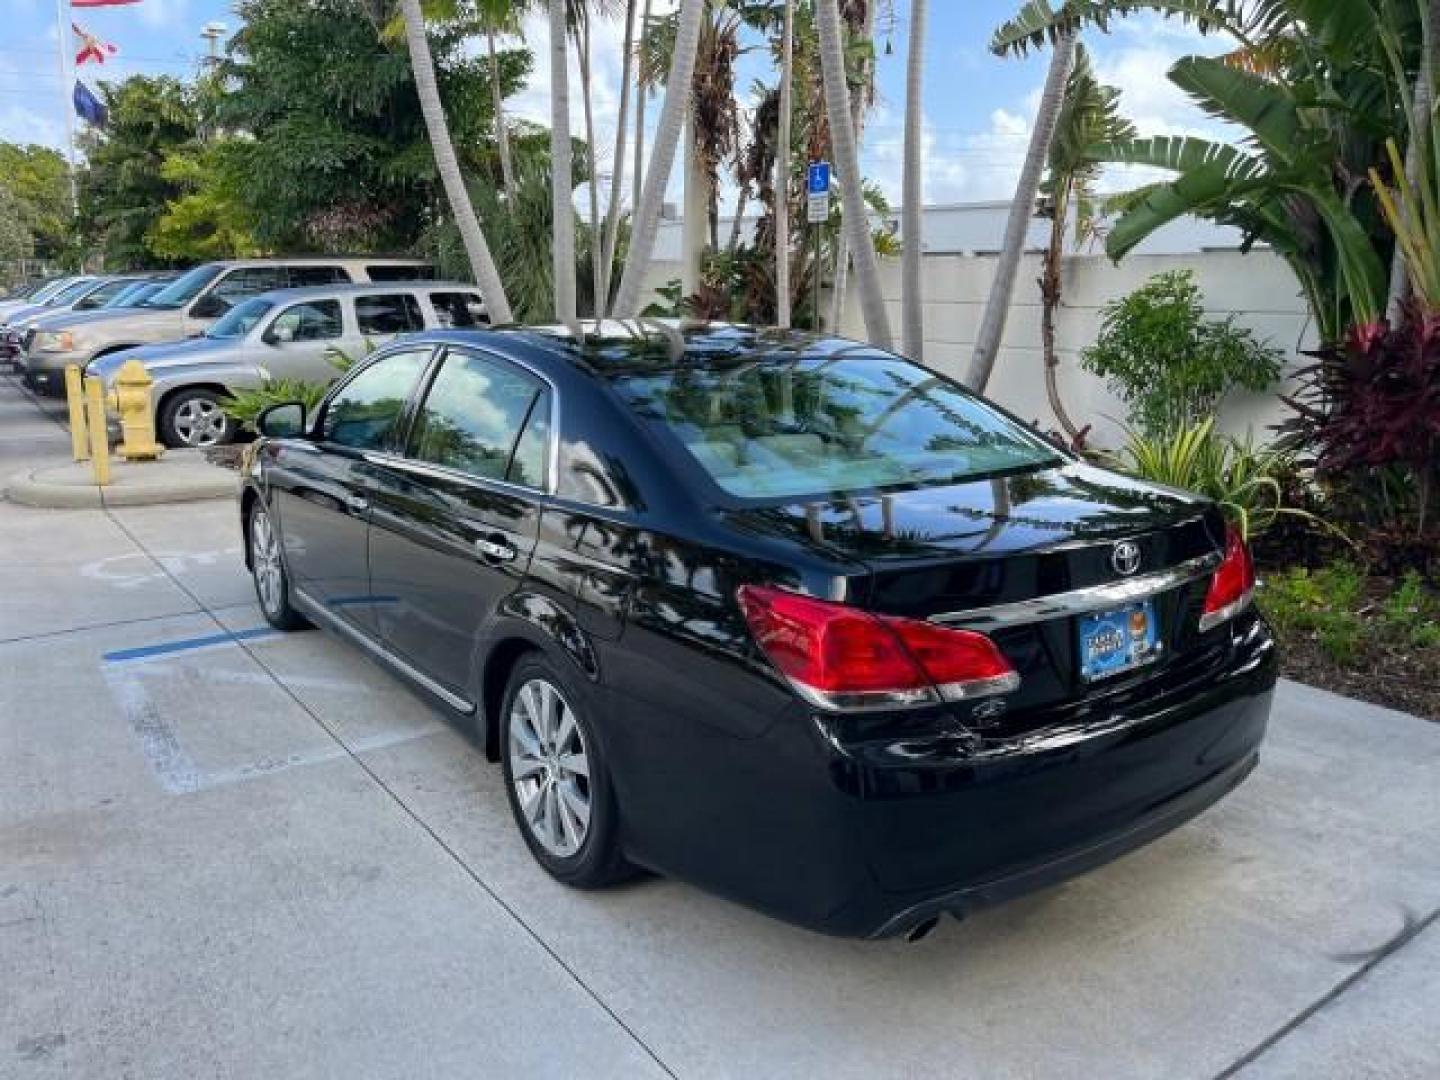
[{"x1": 1, "y1": 0, "x2": 1235, "y2": 210}]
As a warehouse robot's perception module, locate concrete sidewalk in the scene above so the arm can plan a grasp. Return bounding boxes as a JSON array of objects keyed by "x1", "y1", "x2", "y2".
[
  {"x1": 2, "y1": 376, "x2": 1437, "y2": 1079},
  {"x1": 0, "y1": 373, "x2": 236, "y2": 508}
]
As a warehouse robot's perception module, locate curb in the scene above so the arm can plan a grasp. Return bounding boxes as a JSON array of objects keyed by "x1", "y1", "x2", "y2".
[{"x1": 4, "y1": 464, "x2": 238, "y2": 509}]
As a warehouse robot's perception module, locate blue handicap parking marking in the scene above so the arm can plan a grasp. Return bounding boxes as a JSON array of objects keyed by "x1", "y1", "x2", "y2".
[{"x1": 103, "y1": 626, "x2": 279, "y2": 664}]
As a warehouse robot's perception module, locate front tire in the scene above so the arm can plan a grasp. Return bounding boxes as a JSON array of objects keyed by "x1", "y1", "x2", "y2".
[
  {"x1": 248, "y1": 501, "x2": 307, "y2": 632},
  {"x1": 500, "y1": 656, "x2": 630, "y2": 887},
  {"x1": 159, "y1": 387, "x2": 235, "y2": 449}
]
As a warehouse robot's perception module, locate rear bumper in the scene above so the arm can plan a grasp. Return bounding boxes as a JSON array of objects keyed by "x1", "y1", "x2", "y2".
[{"x1": 614, "y1": 611, "x2": 1276, "y2": 939}]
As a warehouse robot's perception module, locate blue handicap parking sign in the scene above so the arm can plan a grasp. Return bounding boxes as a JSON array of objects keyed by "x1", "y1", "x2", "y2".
[{"x1": 807, "y1": 162, "x2": 831, "y2": 195}]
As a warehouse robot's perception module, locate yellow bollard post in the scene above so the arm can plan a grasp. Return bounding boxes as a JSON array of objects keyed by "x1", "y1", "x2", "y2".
[
  {"x1": 113, "y1": 360, "x2": 163, "y2": 461},
  {"x1": 64, "y1": 364, "x2": 90, "y2": 462},
  {"x1": 84, "y1": 376, "x2": 110, "y2": 486}
]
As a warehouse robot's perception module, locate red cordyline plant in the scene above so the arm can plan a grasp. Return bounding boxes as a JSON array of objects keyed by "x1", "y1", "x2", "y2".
[{"x1": 1286, "y1": 303, "x2": 1440, "y2": 552}]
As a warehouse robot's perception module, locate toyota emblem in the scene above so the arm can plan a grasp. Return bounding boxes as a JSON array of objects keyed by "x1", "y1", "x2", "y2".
[{"x1": 1111, "y1": 541, "x2": 1142, "y2": 576}]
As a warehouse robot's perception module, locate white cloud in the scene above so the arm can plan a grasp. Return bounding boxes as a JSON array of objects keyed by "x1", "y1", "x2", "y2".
[{"x1": 0, "y1": 103, "x2": 64, "y2": 150}]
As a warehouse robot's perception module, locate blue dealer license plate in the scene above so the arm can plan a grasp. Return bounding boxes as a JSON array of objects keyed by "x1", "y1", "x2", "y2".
[{"x1": 1079, "y1": 599, "x2": 1161, "y2": 681}]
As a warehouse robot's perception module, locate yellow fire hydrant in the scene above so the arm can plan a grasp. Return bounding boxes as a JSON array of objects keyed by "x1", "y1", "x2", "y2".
[{"x1": 113, "y1": 359, "x2": 164, "y2": 462}]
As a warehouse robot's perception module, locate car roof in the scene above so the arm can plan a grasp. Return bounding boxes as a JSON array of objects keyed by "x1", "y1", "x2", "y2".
[
  {"x1": 249, "y1": 281, "x2": 481, "y2": 304},
  {"x1": 389, "y1": 321, "x2": 867, "y2": 381},
  {"x1": 206, "y1": 256, "x2": 433, "y2": 269}
]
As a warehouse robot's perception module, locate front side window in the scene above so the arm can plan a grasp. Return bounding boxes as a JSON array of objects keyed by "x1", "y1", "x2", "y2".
[
  {"x1": 611, "y1": 353, "x2": 1060, "y2": 501},
  {"x1": 144, "y1": 265, "x2": 224, "y2": 309},
  {"x1": 206, "y1": 298, "x2": 274, "y2": 340},
  {"x1": 287, "y1": 266, "x2": 351, "y2": 287},
  {"x1": 269, "y1": 300, "x2": 342, "y2": 342},
  {"x1": 322, "y1": 349, "x2": 431, "y2": 451},
  {"x1": 430, "y1": 291, "x2": 486, "y2": 329},
  {"x1": 408, "y1": 351, "x2": 548, "y2": 487},
  {"x1": 356, "y1": 293, "x2": 424, "y2": 335}
]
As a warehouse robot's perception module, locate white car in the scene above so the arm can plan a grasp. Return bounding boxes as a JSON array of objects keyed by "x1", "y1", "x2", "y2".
[{"x1": 89, "y1": 281, "x2": 487, "y2": 448}]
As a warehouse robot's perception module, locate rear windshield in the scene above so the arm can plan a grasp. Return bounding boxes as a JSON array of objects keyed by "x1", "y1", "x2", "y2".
[{"x1": 611, "y1": 352, "x2": 1060, "y2": 500}]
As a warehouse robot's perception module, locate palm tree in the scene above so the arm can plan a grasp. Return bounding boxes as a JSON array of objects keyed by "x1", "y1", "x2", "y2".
[
  {"x1": 966, "y1": 27, "x2": 1075, "y2": 392},
  {"x1": 398, "y1": 0, "x2": 513, "y2": 323},
  {"x1": 1039, "y1": 43, "x2": 1133, "y2": 440},
  {"x1": 549, "y1": 0, "x2": 578, "y2": 323},
  {"x1": 1389, "y1": 0, "x2": 1440, "y2": 320},
  {"x1": 599, "y1": 0, "x2": 641, "y2": 315},
  {"x1": 828, "y1": 0, "x2": 878, "y2": 333},
  {"x1": 612, "y1": 0, "x2": 706, "y2": 318},
  {"x1": 816, "y1": 0, "x2": 893, "y2": 349},
  {"x1": 475, "y1": 0, "x2": 529, "y2": 201},
  {"x1": 775, "y1": 0, "x2": 796, "y2": 328},
  {"x1": 901, "y1": 0, "x2": 928, "y2": 361}
]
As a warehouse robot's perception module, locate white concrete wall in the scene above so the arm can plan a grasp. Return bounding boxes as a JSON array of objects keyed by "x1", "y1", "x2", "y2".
[{"x1": 839, "y1": 250, "x2": 1316, "y2": 447}]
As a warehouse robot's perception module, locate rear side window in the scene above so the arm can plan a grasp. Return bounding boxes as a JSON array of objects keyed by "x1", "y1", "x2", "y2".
[
  {"x1": 356, "y1": 293, "x2": 424, "y2": 335},
  {"x1": 408, "y1": 351, "x2": 548, "y2": 487},
  {"x1": 287, "y1": 265, "x2": 351, "y2": 287},
  {"x1": 366, "y1": 264, "x2": 434, "y2": 282},
  {"x1": 322, "y1": 349, "x2": 431, "y2": 450},
  {"x1": 612, "y1": 353, "x2": 1060, "y2": 500},
  {"x1": 269, "y1": 300, "x2": 343, "y2": 342},
  {"x1": 429, "y1": 291, "x2": 487, "y2": 329}
]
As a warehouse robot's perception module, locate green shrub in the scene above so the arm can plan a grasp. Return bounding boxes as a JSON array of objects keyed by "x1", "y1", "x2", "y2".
[
  {"x1": 1081, "y1": 270, "x2": 1282, "y2": 437},
  {"x1": 222, "y1": 344, "x2": 362, "y2": 433},
  {"x1": 1260, "y1": 562, "x2": 1440, "y2": 666},
  {"x1": 1112, "y1": 418, "x2": 1327, "y2": 540}
]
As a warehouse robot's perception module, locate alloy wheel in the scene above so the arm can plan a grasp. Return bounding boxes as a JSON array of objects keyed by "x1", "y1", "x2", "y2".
[
  {"x1": 173, "y1": 396, "x2": 229, "y2": 447},
  {"x1": 508, "y1": 678, "x2": 592, "y2": 858},
  {"x1": 250, "y1": 508, "x2": 284, "y2": 617}
]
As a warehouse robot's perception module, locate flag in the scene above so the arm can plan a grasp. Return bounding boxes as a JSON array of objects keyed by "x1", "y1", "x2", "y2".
[
  {"x1": 72, "y1": 1, "x2": 145, "y2": 7},
  {"x1": 74, "y1": 23, "x2": 118, "y2": 66},
  {"x1": 73, "y1": 81, "x2": 108, "y2": 127}
]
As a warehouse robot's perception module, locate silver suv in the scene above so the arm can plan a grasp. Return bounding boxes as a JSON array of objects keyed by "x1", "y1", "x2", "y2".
[
  {"x1": 90, "y1": 281, "x2": 486, "y2": 448},
  {"x1": 20, "y1": 256, "x2": 433, "y2": 395}
]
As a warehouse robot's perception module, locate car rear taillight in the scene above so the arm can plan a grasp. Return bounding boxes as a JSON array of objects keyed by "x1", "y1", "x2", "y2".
[
  {"x1": 736, "y1": 584, "x2": 1019, "y2": 711},
  {"x1": 1199, "y1": 524, "x2": 1256, "y2": 633}
]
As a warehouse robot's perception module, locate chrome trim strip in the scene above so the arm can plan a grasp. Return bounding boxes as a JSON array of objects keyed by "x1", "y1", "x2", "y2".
[
  {"x1": 292, "y1": 587, "x2": 475, "y2": 715},
  {"x1": 930, "y1": 552, "x2": 1222, "y2": 630}
]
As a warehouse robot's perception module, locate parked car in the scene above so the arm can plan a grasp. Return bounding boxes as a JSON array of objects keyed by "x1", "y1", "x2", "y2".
[
  {"x1": 1, "y1": 275, "x2": 158, "y2": 362},
  {"x1": 239, "y1": 323, "x2": 1277, "y2": 940},
  {"x1": 18, "y1": 257, "x2": 435, "y2": 395},
  {"x1": 90, "y1": 281, "x2": 487, "y2": 448},
  {"x1": 0, "y1": 276, "x2": 75, "y2": 321}
]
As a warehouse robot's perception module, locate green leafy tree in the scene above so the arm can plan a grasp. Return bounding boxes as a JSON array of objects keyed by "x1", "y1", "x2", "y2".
[
  {"x1": 78, "y1": 76, "x2": 198, "y2": 267},
  {"x1": 0, "y1": 185, "x2": 35, "y2": 283},
  {"x1": 0, "y1": 143, "x2": 73, "y2": 265},
  {"x1": 1081, "y1": 270, "x2": 1283, "y2": 437},
  {"x1": 146, "y1": 143, "x2": 261, "y2": 262},
  {"x1": 215, "y1": 0, "x2": 530, "y2": 253}
]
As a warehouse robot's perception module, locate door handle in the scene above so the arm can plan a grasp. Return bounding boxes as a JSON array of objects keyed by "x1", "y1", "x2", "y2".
[
  {"x1": 475, "y1": 537, "x2": 516, "y2": 562},
  {"x1": 346, "y1": 494, "x2": 369, "y2": 513}
]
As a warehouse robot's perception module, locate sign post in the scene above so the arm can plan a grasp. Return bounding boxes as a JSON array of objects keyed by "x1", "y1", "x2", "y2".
[{"x1": 806, "y1": 162, "x2": 831, "y2": 331}]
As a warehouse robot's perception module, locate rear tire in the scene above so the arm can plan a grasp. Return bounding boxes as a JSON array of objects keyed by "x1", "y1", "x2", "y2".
[
  {"x1": 159, "y1": 387, "x2": 235, "y2": 449},
  {"x1": 248, "y1": 501, "x2": 307, "y2": 632},
  {"x1": 500, "y1": 655, "x2": 632, "y2": 887}
]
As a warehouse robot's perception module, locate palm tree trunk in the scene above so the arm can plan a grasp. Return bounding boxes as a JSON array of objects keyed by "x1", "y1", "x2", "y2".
[
  {"x1": 1387, "y1": 0, "x2": 1440, "y2": 322},
  {"x1": 775, "y1": 0, "x2": 795, "y2": 328},
  {"x1": 829, "y1": 0, "x2": 877, "y2": 335},
  {"x1": 633, "y1": 0, "x2": 652, "y2": 220},
  {"x1": 901, "y1": 0, "x2": 928, "y2": 362},
  {"x1": 816, "y1": 0, "x2": 892, "y2": 350},
  {"x1": 548, "y1": 0, "x2": 577, "y2": 324},
  {"x1": 728, "y1": 184, "x2": 748, "y2": 252},
  {"x1": 682, "y1": 112, "x2": 707, "y2": 299},
  {"x1": 577, "y1": 11, "x2": 604, "y2": 318},
  {"x1": 967, "y1": 30, "x2": 1075, "y2": 391},
  {"x1": 613, "y1": 0, "x2": 705, "y2": 319},
  {"x1": 486, "y1": 29, "x2": 517, "y2": 201},
  {"x1": 1041, "y1": 187, "x2": 1081, "y2": 441},
  {"x1": 399, "y1": 0, "x2": 512, "y2": 323},
  {"x1": 599, "y1": 0, "x2": 639, "y2": 317}
]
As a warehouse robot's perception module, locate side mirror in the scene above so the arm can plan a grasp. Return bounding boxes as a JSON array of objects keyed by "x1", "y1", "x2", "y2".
[
  {"x1": 266, "y1": 324, "x2": 296, "y2": 345},
  {"x1": 256, "y1": 401, "x2": 306, "y2": 438},
  {"x1": 190, "y1": 292, "x2": 228, "y2": 319}
]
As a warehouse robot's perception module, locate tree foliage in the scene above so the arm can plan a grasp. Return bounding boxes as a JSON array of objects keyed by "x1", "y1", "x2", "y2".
[
  {"x1": 214, "y1": 0, "x2": 530, "y2": 252},
  {"x1": 78, "y1": 76, "x2": 198, "y2": 267},
  {"x1": 0, "y1": 143, "x2": 73, "y2": 265}
]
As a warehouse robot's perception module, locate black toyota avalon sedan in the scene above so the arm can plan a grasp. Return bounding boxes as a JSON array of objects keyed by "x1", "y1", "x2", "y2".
[{"x1": 240, "y1": 323, "x2": 1275, "y2": 939}]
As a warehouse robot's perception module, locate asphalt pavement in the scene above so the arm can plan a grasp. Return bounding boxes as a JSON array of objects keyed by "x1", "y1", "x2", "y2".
[{"x1": 2, "y1": 372, "x2": 1437, "y2": 1079}]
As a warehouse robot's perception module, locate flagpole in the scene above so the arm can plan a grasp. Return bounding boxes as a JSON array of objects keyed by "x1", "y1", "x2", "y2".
[{"x1": 55, "y1": 0, "x2": 79, "y2": 218}]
